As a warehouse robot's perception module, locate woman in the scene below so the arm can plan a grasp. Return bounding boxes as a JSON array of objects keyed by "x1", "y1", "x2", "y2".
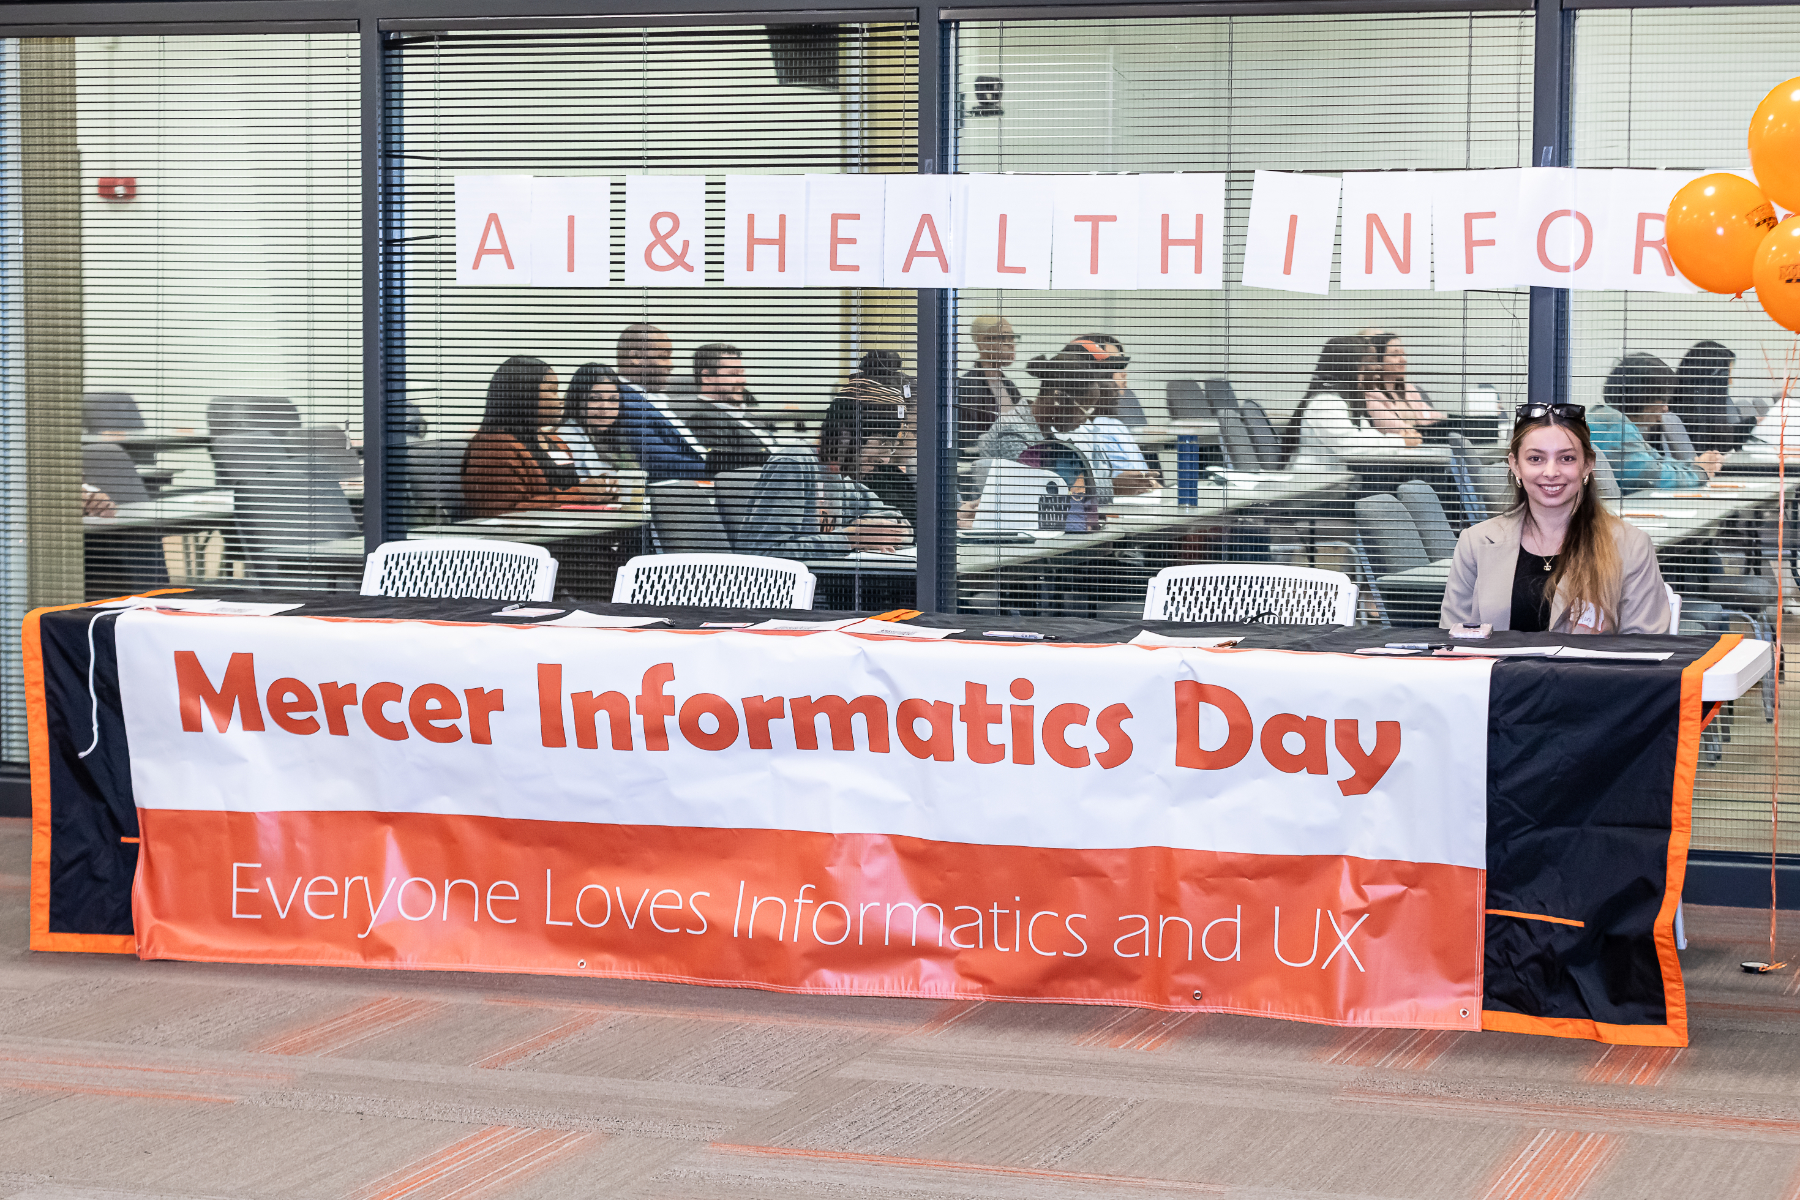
[
  {"x1": 1441, "y1": 402, "x2": 1669, "y2": 633},
  {"x1": 1363, "y1": 332, "x2": 1445, "y2": 446},
  {"x1": 555, "y1": 362, "x2": 639, "y2": 479},
  {"x1": 1673, "y1": 340, "x2": 1749, "y2": 455},
  {"x1": 460, "y1": 356, "x2": 618, "y2": 518},
  {"x1": 820, "y1": 376, "x2": 917, "y2": 526},
  {"x1": 1065, "y1": 335, "x2": 1161, "y2": 492},
  {"x1": 1280, "y1": 335, "x2": 1406, "y2": 472},
  {"x1": 1586, "y1": 352, "x2": 1721, "y2": 492},
  {"x1": 737, "y1": 396, "x2": 911, "y2": 559}
]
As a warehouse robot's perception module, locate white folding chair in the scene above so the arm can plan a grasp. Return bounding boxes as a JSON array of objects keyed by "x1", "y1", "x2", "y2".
[
  {"x1": 1144, "y1": 564, "x2": 1358, "y2": 626},
  {"x1": 611, "y1": 553, "x2": 816, "y2": 609},
  {"x1": 1666, "y1": 585, "x2": 1683, "y2": 634},
  {"x1": 361, "y1": 538, "x2": 558, "y2": 602}
]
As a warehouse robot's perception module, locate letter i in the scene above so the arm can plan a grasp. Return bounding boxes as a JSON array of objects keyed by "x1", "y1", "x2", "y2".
[{"x1": 1009, "y1": 679, "x2": 1035, "y2": 765}]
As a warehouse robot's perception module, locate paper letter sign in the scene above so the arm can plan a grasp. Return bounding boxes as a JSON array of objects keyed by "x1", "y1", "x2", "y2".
[
  {"x1": 1340, "y1": 173, "x2": 1431, "y2": 290},
  {"x1": 1433, "y1": 170, "x2": 1523, "y2": 291},
  {"x1": 1241, "y1": 171, "x2": 1341, "y2": 295},
  {"x1": 804, "y1": 175, "x2": 886, "y2": 287},
  {"x1": 1136, "y1": 174, "x2": 1224, "y2": 290},
  {"x1": 1050, "y1": 175, "x2": 1140, "y2": 290},
  {"x1": 725, "y1": 175, "x2": 807, "y2": 286},
  {"x1": 960, "y1": 175, "x2": 1052, "y2": 289},
  {"x1": 456, "y1": 175, "x2": 534, "y2": 286},
  {"x1": 624, "y1": 175, "x2": 707, "y2": 288},
  {"x1": 528, "y1": 176, "x2": 610, "y2": 288},
  {"x1": 1518, "y1": 168, "x2": 1605, "y2": 290},
  {"x1": 1596, "y1": 169, "x2": 1703, "y2": 293},
  {"x1": 883, "y1": 176, "x2": 957, "y2": 285}
]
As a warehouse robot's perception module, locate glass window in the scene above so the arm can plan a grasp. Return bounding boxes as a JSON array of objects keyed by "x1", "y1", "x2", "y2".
[
  {"x1": 948, "y1": 12, "x2": 1533, "y2": 622},
  {"x1": 1571, "y1": 7, "x2": 1800, "y2": 856},
  {"x1": 386, "y1": 24, "x2": 920, "y2": 610}
]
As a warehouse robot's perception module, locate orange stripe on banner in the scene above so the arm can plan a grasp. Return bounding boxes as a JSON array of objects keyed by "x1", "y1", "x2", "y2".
[
  {"x1": 1582, "y1": 1044, "x2": 1684, "y2": 1087},
  {"x1": 254, "y1": 996, "x2": 446, "y2": 1057},
  {"x1": 25, "y1": 592, "x2": 186, "y2": 956},
  {"x1": 1479, "y1": 1009, "x2": 1688, "y2": 1048},
  {"x1": 1481, "y1": 1129, "x2": 1620, "y2": 1200},
  {"x1": 352, "y1": 1125, "x2": 597, "y2": 1200},
  {"x1": 133, "y1": 809, "x2": 1485, "y2": 1030},
  {"x1": 1486, "y1": 909, "x2": 1586, "y2": 928},
  {"x1": 707, "y1": 1143, "x2": 1228, "y2": 1193}
]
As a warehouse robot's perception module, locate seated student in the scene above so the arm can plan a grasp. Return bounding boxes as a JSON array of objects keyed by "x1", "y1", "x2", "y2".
[
  {"x1": 1673, "y1": 340, "x2": 1753, "y2": 455},
  {"x1": 460, "y1": 356, "x2": 618, "y2": 518},
  {"x1": 1280, "y1": 335, "x2": 1407, "y2": 472},
  {"x1": 1363, "y1": 331, "x2": 1445, "y2": 446},
  {"x1": 1441, "y1": 402, "x2": 1669, "y2": 634},
  {"x1": 554, "y1": 362, "x2": 639, "y2": 480},
  {"x1": 956, "y1": 315, "x2": 1024, "y2": 454},
  {"x1": 734, "y1": 402, "x2": 911, "y2": 559},
  {"x1": 1072, "y1": 331, "x2": 1147, "y2": 427},
  {"x1": 1587, "y1": 352, "x2": 1722, "y2": 492},
  {"x1": 678, "y1": 342, "x2": 773, "y2": 475},
  {"x1": 820, "y1": 370, "x2": 917, "y2": 527},
  {"x1": 612, "y1": 323, "x2": 708, "y2": 482},
  {"x1": 1060, "y1": 336, "x2": 1161, "y2": 493}
]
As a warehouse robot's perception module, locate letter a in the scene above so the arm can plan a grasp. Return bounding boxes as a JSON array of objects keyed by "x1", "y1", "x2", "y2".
[
  {"x1": 902, "y1": 214, "x2": 949, "y2": 274},
  {"x1": 471, "y1": 212, "x2": 515, "y2": 270}
]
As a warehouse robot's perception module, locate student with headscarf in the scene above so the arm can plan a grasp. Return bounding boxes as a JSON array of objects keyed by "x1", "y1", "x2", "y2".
[
  {"x1": 1587, "y1": 352, "x2": 1721, "y2": 492},
  {"x1": 460, "y1": 356, "x2": 618, "y2": 518}
]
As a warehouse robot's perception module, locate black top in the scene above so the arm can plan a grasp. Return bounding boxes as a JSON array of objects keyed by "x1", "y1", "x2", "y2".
[{"x1": 1510, "y1": 544, "x2": 1557, "y2": 633}]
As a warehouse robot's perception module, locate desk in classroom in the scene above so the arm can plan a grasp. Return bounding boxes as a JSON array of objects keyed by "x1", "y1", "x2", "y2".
[{"x1": 26, "y1": 593, "x2": 1763, "y2": 1046}]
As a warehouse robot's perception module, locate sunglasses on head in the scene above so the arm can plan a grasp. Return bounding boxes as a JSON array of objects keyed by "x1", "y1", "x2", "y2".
[{"x1": 1514, "y1": 402, "x2": 1586, "y2": 423}]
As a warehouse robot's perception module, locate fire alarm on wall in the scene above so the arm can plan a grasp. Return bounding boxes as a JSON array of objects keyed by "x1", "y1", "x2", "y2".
[{"x1": 96, "y1": 177, "x2": 136, "y2": 201}]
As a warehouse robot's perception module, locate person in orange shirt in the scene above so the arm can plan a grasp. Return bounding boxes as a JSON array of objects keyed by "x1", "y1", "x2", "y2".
[{"x1": 460, "y1": 356, "x2": 619, "y2": 518}]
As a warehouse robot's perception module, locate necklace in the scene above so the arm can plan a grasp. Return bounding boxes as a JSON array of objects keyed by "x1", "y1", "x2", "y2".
[{"x1": 1541, "y1": 554, "x2": 1554, "y2": 573}]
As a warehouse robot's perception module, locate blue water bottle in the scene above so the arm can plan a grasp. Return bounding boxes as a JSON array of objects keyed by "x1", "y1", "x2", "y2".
[{"x1": 1176, "y1": 433, "x2": 1200, "y2": 507}]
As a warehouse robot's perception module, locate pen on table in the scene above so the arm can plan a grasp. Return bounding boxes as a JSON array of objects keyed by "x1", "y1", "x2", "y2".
[{"x1": 984, "y1": 630, "x2": 1058, "y2": 641}]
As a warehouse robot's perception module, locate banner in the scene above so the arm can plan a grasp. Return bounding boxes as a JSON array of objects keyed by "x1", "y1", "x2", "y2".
[
  {"x1": 114, "y1": 612, "x2": 1493, "y2": 1028},
  {"x1": 456, "y1": 169, "x2": 1723, "y2": 292}
]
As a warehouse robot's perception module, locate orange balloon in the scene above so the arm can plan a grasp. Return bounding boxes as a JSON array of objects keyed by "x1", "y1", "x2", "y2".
[
  {"x1": 1753, "y1": 216, "x2": 1800, "y2": 333},
  {"x1": 1750, "y1": 76, "x2": 1800, "y2": 214},
  {"x1": 1665, "y1": 172, "x2": 1777, "y2": 294}
]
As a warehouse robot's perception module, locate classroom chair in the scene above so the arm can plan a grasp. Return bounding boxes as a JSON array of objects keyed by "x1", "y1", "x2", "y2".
[
  {"x1": 647, "y1": 479, "x2": 733, "y2": 554},
  {"x1": 362, "y1": 538, "x2": 558, "y2": 602},
  {"x1": 611, "y1": 553, "x2": 816, "y2": 609},
  {"x1": 1143, "y1": 564, "x2": 1357, "y2": 626}
]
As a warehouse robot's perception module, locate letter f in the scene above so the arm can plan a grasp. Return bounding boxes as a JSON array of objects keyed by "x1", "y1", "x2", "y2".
[{"x1": 636, "y1": 663, "x2": 677, "y2": 750}]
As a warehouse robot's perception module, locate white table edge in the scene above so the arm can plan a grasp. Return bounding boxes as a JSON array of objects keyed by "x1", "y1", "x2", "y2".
[{"x1": 1702, "y1": 639, "x2": 1773, "y2": 701}]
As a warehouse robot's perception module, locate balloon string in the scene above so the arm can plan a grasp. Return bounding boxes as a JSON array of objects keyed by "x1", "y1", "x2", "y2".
[{"x1": 1774, "y1": 348, "x2": 1789, "y2": 967}]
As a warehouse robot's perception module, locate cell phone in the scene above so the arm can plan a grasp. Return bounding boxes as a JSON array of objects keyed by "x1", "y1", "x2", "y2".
[{"x1": 1449, "y1": 622, "x2": 1492, "y2": 639}]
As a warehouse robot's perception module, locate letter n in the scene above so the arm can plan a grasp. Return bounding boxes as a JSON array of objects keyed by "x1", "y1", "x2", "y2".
[{"x1": 175, "y1": 651, "x2": 265, "y2": 732}]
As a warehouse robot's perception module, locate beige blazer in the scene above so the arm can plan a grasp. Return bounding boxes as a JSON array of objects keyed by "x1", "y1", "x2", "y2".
[{"x1": 1439, "y1": 509, "x2": 1670, "y2": 634}]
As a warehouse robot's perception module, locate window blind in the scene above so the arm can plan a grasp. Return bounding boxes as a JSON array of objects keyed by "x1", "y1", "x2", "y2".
[
  {"x1": 386, "y1": 23, "x2": 920, "y2": 609},
  {"x1": 1571, "y1": 7, "x2": 1800, "y2": 858},
  {"x1": 946, "y1": 12, "x2": 1533, "y2": 624}
]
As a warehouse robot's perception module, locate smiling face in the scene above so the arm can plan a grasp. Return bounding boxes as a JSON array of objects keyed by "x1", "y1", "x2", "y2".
[{"x1": 1508, "y1": 423, "x2": 1589, "y2": 514}]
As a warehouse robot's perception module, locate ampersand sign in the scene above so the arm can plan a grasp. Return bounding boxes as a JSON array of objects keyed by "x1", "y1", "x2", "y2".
[{"x1": 644, "y1": 211, "x2": 694, "y2": 273}]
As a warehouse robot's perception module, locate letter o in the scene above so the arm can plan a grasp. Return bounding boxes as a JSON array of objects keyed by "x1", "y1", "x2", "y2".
[
  {"x1": 396, "y1": 877, "x2": 437, "y2": 921},
  {"x1": 812, "y1": 900, "x2": 852, "y2": 946},
  {"x1": 679, "y1": 693, "x2": 740, "y2": 751},
  {"x1": 576, "y1": 884, "x2": 612, "y2": 928}
]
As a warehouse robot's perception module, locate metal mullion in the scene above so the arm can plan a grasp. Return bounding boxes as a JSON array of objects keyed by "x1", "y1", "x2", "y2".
[
  {"x1": 363, "y1": 18, "x2": 390, "y2": 553},
  {"x1": 1527, "y1": 0, "x2": 1569, "y2": 408},
  {"x1": 913, "y1": 9, "x2": 951, "y2": 614}
]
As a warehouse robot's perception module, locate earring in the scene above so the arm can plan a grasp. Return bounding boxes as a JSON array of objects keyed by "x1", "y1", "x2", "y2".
[{"x1": 1583, "y1": 475, "x2": 1590, "y2": 485}]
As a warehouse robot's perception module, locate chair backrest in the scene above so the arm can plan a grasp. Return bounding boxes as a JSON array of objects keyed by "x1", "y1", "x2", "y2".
[
  {"x1": 1115, "y1": 387, "x2": 1148, "y2": 428},
  {"x1": 1478, "y1": 461, "x2": 1514, "y2": 517},
  {"x1": 281, "y1": 426, "x2": 362, "y2": 481},
  {"x1": 1144, "y1": 564, "x2": 1357, "y2": 625},
  {"x1": 1443, "y1": 432, "x2": 1485, "y2": 524},
  {"x1": 1659, "y1": 410, "x2": 1697, "y2": 462},
  {"x1": 1666, "y1": 584, "x2": 1683, "y2": 634},
  {"x1": 82, "y1": 441, "x2": 150, "y2": 505},
  {"x1": 1237, "y1": 398, "x2": 1282, "y2": 471},
  {"x1": 1215, "y1": 407, "x2": 1259, "y2": 472},
  {"x1": 1592, "y1": 448, "x2": 1622, "y2": 499},
  {"x1": 208, "y1": 395, "x2": 301, "y2": 438},
  {"x1": 361, "y1": 538, "x2": 558, "y2": 601},
  {"x1": 209, "y1": 430, "x2": 291, "y2": 492},
  {"x1": 1203, "y1": 378, "x2": 1239, "y2": 411},
  {"x1": 1356, "y1": 492, "x2": 1431, "y2": 576},
  {"x1": 83, "y1": 392, "x2": 143, "y2": 433},
  {"x1": 611, "y1": 553, "x2": 816, "y2": 609},
  {"x1": 393, "y1": 438, "x2": 468, "y2": 524},
  {"x1": 1396, "y1": 480, "x2": 1458, "y2": 560},
  {"x1": 1166, "y1": 379, "x2": 1208, "y2": 420},
  {"x1": 233, "y1": 456, "x2": 360, "y2": 582},
  {"x1": 711, "y1": 465, "x2": 767, "y2": 545},
  {"x1": 648, "y1": 479, "x2": 732, "y2": 553}
]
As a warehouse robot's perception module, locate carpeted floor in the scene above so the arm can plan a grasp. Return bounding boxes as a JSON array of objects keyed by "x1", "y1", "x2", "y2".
[{"x1": 8, "y1": 817, "x2": 1800, "y2": 1199}]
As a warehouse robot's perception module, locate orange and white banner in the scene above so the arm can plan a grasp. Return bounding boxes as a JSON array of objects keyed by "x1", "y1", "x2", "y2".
[{"x1": 118, "y1": 613, "x2": 1493, "y2": 1028}]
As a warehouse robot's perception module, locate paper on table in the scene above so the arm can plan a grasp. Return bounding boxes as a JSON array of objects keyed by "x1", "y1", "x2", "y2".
[
  {"x1": 493, "y1": 606, "x2": 564, "y2": 618},
  {"x1": 841, "y1": 619, "x2": 960, "y2": 639},
  {"x1": 1447, "y1": 645, "x2": 1561, "y2": 657},
  {"x1": 1447, "y1": 644, "x2": 1671, "y2": 661},
  {"x1": 1129, "y1": 630, "x2": 1243, "y2": 649},
  {"x1": 744, "y1": 617, "x2": 866, "y2": 631},
  {"x1": 540, "y1": 611, "x2": 668, "y2": 628},
  {"x1": 99, "y1": 596, "x2": 305, "y2": 616},
  {"x1": 1549, "y1": 646, "x2": 1673, "y2": 661}
]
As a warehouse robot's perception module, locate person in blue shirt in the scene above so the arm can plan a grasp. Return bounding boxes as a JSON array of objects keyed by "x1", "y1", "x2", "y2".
[
  {"x1": 613, "y1": 322, "x2": 709, "y2": 481},
  {"x1": 1586, "y1": 352, "x2": 1722, "y2": 493}
]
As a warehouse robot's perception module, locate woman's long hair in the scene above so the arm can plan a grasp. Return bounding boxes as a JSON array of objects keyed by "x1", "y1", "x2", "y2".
[
  {"x1": 1024, "y1": 347, "x2": 1117, "y2": 432},
  {"x1": 561, "y1": 361, "x2": 626, "y2": 455},
  {"x1": 1508, "y1": 412, "x2": 1623, "y2": 632},
  {"x1": 1280, "y1": 335, "x2": 1373, "y2": 467},
  {"x1": 1674, "y1": 340, "x2": 1737, "y2": 451},
  {"x1": 462, "y1": 355, "x2": 566, "y2": 484}
]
